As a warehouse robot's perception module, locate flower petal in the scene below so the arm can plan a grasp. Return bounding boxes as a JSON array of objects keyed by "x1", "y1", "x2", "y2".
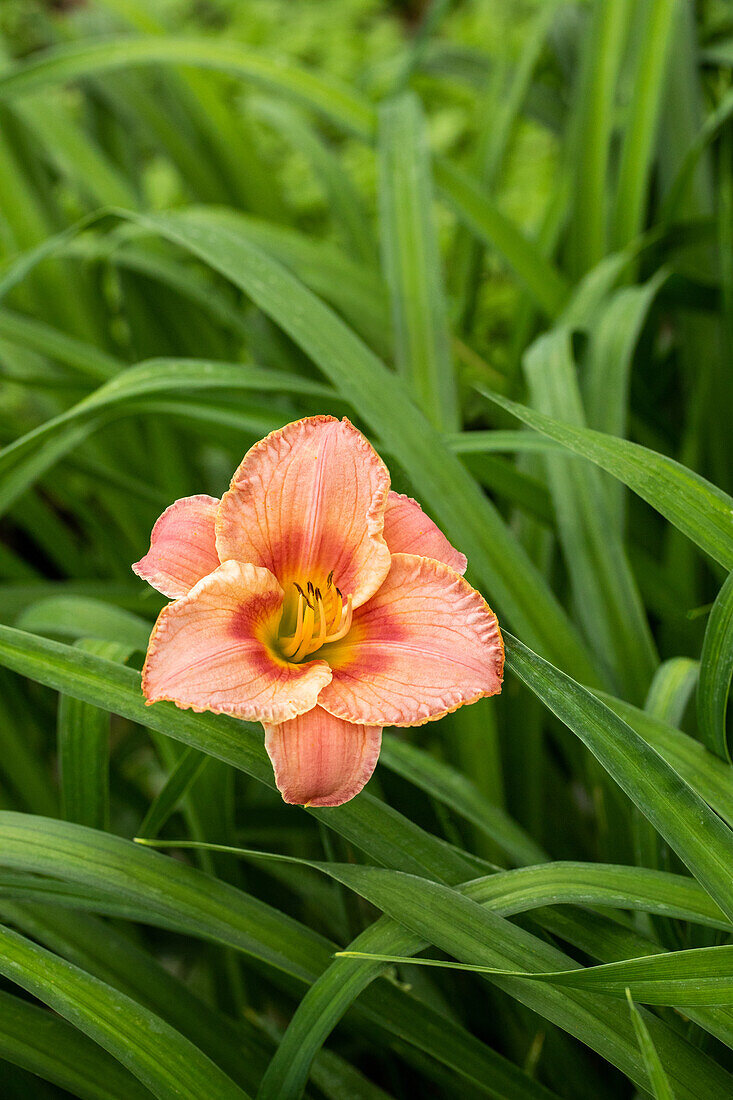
[
  {"x1": 216, "y1": 416, "x2": 391, "y2": 608},
  {"x1": 264, "y1": 707, "x2": 382, "y2": 807},
  {"x1": 133, "y1": 495, "x2": 221, "y2": 599},
  {"x1": 383, "y1": 491, "x2": 467, "y2": 574},
  {"x1": 319, "y1": 553, "x2": 503, "y2": 727},
  {"x1": 142, "y1": 560, "x2": 331, "y2": 723}
]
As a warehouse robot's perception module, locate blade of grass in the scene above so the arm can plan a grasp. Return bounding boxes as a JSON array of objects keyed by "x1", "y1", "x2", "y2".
[
  {"x1": 0, "y1": 923, "x2": 249, "y2": 1100},
  {"x1": 134, "y1": 842, "x2": 733, "y2": 1100},
  {"x1": 626, "y1": 990, "x2": 676, "y2": 1100},
  {"x1": 524, "y1": 329, "x2": 657, "y2": 701},
  {"x1": 334, "y1": 945, "x2": 733, "y2": 1006},
  {"x1": 137, "y1": 746, "x2": 210, "y2": 840},
  {"x1": 0, "y1": 813, "x2": 563, "y2": 1100},
  {"x1": 697, "y1": 570, "x2": 733, "y2": 761},
  {"x1": 481, "y1": 388, "x2": 733, "y2": 570},
  {"x1": 378, "y1": 92, "x2": 459, "y2": 430},
  {"x1": 0, "y1": 987, "x2": 150, "y2": 1100},
  {"x1": 567, "y1": 0, "x2": 631, "y2": 274},
  {"x1": 58, "y1": 638, "x2": 134, "y2": 831},
  {"x1": 502, "y1": 633, "x2": 733, "y2": 922},
  {"x1": 611, "y1": 0, "x2": 677, "y2": 250}
]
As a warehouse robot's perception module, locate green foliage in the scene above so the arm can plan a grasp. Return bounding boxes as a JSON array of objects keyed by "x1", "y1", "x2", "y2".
[{"x1": 0, "y1": 1, "x2": 732, "y2": 1098}]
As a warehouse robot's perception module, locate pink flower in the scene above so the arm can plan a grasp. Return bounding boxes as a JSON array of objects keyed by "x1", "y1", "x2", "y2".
[{"x1": 134, "y1": 416, "x2": 504, "y2": 807}]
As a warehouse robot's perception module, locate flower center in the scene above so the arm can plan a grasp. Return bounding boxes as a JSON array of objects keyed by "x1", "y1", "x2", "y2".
[{"x1": 278, "y1": 572, "x2": 353, "y2": 663}]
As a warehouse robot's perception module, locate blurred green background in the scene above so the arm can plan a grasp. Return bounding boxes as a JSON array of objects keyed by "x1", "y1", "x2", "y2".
[{"x1": 1, "y1": 2, "x2": 733, "y2": 1099}]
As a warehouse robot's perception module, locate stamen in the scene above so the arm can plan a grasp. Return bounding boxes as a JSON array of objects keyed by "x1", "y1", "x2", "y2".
[
  {"x1": 291, "y1": 600, "x2": 315, "y2": 662},
  {"x1": 281, "y1": 579, "x2": 353, "y2": 661},
  {"x1": 305, "y1": 590, "x2": 327, "y2": 654},
  {"x1": 328, "y1": 596, "x2": 342, "y2": 633},
  {"x1": 280, "y1": 594, "x2": 306, "y2": 658},
  {"x1": 294, "y1": 582, "x2": 313, "y2": 610},
  {"x1": 324, "y1": 595, "x2": 353, "y2": 644}
]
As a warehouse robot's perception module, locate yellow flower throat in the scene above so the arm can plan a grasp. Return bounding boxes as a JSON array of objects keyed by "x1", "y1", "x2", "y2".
[{"x1": 279, "y1": 571, "x2": 353, "y2": 663}]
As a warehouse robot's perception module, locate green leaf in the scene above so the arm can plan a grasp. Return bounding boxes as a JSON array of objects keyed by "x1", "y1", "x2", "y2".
[
  {"x1": 524, "y1": 329, "x2": 657, "y2": 701},
  {"x1": 601, "y1": 690, "x2": 733, "y2": 828},
  {"x1": 0, "y1": 628, "x2": 724, "y2": 1098},
  {"x1": 626, "y1": 990, "x2": 676, "y2": 1100},
  {"x1": 0, "y1": 36, "x2": 376, "y2": 139},
  {"x1": 567, "y1": 0, "x2": 631, "y2": 273},
  {"x1": 434, "y1": 160, "x2": 569, "y2": 318},
  {"x1": 611, "y1": 0, "x2": 678, "y2": 249},
  {"x1": 140, "y1": 840, "x2": 733, "y2": 932},
  {"x1": 697, "y1": 570, "x2": 733, "y2": 761},
  {"x1": 0, "y1": 308, "x2": 122, "y2": 381},
  {"x1": 0, "y1": 923, "x2": 250, "y2": 1099},
  {"x1": 58, "y1": 638, "x2": 133, "y2": 830},
  {"x1": 379, "y1": 736, "x2": 546, "y2": 867},
  {"x1": 335, "y1": 944, "x2": 733, "y2": 1006},
  {"x1": 0, "y1": 987, "x2": 150, "y2": 1100},
  {"x1": 378, "y1": 92, "x2": 459, "y2": 430},
  {"x1": 0, "y1": 900, "x2": 270, "y2": 1097},
  {"x1": 17, "y1": 596, "x2": 152, "y2": 650},
  {"x1": 645, "y1": 658, "x2": 698, "y2": 729},
  {"x1": 0, "y1": 812, "x2": 555, "y2": 1100},
  {"x1": 133, "y1": 842, "x2": 733, "y2": 1100},
  {"x1": 502, "y1": 635, "x2": 733, "y2": 923},
  {"x1": 583, "y1": 270, "x2": 668, "y2": 440},
  {"x1": 137, "y1": 747, "x2": 210, "y2": 839},
  {"x1": 481, "y1": 388, "x2": 733, "y2": 570}
]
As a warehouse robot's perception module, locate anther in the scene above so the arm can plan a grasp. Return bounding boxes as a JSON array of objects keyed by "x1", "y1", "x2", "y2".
[
  {"x1": 281, "y1": 580, "x2": 353, "y2": 661},
  {"x1": 294, "y1": 582, "x2": 313, "y2": 609}
]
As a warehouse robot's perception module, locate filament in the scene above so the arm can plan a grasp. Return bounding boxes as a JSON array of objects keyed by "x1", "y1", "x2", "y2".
[{"x1": 279, "y1": 578, "x2": 353, "y2": 662}]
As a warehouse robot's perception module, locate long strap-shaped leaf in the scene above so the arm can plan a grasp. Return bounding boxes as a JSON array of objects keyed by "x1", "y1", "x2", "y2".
[
  {"x1": 600, "y1": 691, "x2": 733, "y2": 827},
  {"x1": 58, "y1": 638, "x2": 133, "y2": 830},
  {"x1": 524, "y1": 329, "x2": 657, "y2": 701},
  {"x1": 0, "y1": 986, "x2": 150, "y2": 1100},
  {"x1": 335, "y1": 945, "x2": 733, "y2": 1007},
  {"x1": 626, "y1": 991, "x2": 676, "y2": 1100},
  {"x1": 0, "y1": 815, "x2": 564, "y2": 1100},
  {"x1": 697, "y1": 570, "x2": 733, "y2": 761},
  {"x1": 611, "y1": 0, "x2": 678, "y2": 250},
  {"x1": 233, "y1": 853, "x2": 729, "y2": 1100},
  {"x1": 0, "y1": 37, "x2": 567, "y2": 317},
  {"x1": 142, "y1": 841, "x2": 733, "y2": 1008},
  {"x1": 503, "y1": 634, "x2": 733, "y2": 923},
  {"x1": 378, "y1": 92, "x2": 459, "y2": 431},
  {"x1": 0, "y1": 923, "x2": 249, "y2": 1100},
  {"x1": 481, "y1": 388, "x2": 733, "y2": 570},
  {"x1": 0, "y1": 612, "x2": 727, "y2": 1095},
  {"x1": 0, "y1": 811, "x2": 727, "y2": 1100},
  {"x1": 2, "y1": 629, "x2": 731, "y2": 1094}
]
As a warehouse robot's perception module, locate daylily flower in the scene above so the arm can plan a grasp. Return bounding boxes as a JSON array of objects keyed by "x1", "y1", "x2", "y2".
[{"x1": 134, "y1": 416, "x2": 504, "y2": 807}]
